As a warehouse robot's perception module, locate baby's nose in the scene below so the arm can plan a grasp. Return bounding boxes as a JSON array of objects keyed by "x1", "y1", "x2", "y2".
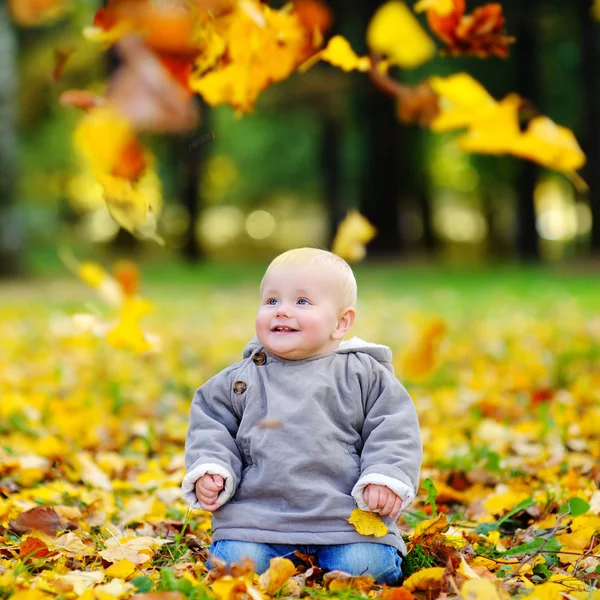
[{"x1": 276, "y1": 303, "x2": 292, "y2": 317}]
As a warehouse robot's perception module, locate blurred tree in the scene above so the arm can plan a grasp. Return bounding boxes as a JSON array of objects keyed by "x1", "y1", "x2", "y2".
[
  {"x1": 578, "y1": 0, "x2": 600, "y2": 254},
  {"x1": 0, "y1": 0, "x2": 23, "y2": 276},
  {"x1": 513, "y1": 0, "x2": 541, "y2": 260}
]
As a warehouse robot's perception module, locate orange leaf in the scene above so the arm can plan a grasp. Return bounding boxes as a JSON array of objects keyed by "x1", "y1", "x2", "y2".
[
  {"x1": 59, "y1": 90, "x2": 104, "y2": 111},
  {"x1": 294, "y1": 0, "x2": 333, "y2": 35},
  {"x1": 421, "y1": 0, "x2": 514, "y2": 58},
  {"x1": 111, "y1": 137, "x2": 147, "y2": 181},
  {"x1": 20, "y1": 537, "x2": 53, "y2": 560}
]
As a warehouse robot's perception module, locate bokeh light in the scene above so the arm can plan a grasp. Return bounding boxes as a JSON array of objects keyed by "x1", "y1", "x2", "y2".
[{"x1": 246, "y1": 210, "x2": 275, "y2": 240}]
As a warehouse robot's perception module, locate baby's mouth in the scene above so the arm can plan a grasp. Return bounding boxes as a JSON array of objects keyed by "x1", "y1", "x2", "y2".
[{"x1": 271, "y1": 326, "x2": 299, "y2": 333}]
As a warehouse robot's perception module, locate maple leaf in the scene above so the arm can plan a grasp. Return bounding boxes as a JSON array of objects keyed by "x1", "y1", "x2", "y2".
[
  {"x1": 347, "y1": 508, "x2": 388, "y2": 537},
  {"x1": 367, "y1": 1, "x2": 436, "y2": 69},
  {"x1": 417, "y1": 0, "x2": 515, "y2": 59}
]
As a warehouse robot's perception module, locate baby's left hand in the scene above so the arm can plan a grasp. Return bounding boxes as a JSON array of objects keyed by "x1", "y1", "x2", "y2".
[{"x1": 363, "y1": 484, "x2": 403, "y2": 520}]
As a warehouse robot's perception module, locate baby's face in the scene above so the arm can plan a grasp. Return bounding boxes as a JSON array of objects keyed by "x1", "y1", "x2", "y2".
[{"x1": 256, "y1": 267, "x2": 346, "y2": 360}]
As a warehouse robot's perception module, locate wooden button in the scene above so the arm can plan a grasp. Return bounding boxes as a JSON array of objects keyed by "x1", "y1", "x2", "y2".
[
  {"x1": 233, "y1": 381, "x2": 247, "y2": 395},
  {"x1": 252, "y1": 351, "x2": 267, "y2": 366}
]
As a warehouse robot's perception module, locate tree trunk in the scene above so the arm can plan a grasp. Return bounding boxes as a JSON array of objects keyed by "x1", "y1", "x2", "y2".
[
  {"x1": 321, "y1": 111, "x2": 345, "y2": 246},
  {"x1": 0, "y1": 2, "x2": 23, "y2": 276},
  {"x1": 578, "y1": 0, "x2": 600, "y2": 255},
  {"x1": 514, "y1": 0, "x2": 541, "y2": 260}
]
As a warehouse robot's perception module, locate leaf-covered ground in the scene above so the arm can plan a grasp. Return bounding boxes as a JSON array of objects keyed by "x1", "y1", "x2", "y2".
[{"x1": 1, "y1": 269, "x2": 600, "y2": 600}]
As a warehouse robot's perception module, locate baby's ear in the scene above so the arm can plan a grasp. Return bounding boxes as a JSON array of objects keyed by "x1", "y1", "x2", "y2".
[{"x1": 332, "y1": 307, "x2": 356, "y2": 340}]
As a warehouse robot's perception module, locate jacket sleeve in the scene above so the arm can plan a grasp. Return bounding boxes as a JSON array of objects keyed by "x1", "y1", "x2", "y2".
[
  {"x1": 181, "y1": 365, "x2": 243, "y2": 509},
  {"x1": 351, "y1": 360, "x2": 422, "y2": 513}
]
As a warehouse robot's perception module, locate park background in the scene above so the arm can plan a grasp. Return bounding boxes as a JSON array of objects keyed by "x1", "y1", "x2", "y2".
[{"x1": 1, "y1": 2, "x2": 600, "y2": 599}]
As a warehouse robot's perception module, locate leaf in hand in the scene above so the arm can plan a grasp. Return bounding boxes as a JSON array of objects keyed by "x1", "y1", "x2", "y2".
[{"x1": 347, "y1": 508, "x2": 388, "y2": 538}]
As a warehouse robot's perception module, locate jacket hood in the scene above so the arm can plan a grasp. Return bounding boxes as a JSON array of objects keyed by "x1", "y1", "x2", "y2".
[{"x1": 242, "y1": 336, "x2": 392, "y2": 364}]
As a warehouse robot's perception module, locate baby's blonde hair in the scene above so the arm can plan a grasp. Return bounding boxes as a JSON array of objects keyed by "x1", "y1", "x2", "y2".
[{"x1": 262, "y1": 248, "x2": 357, "y2": 309}]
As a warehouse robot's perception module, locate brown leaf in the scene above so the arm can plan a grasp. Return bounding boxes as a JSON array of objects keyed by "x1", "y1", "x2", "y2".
[
  {"x1": 396, "y1": 82, "x2": 440, "y2": 126},
  {"x1": 322, "y1": 570, "x2": 375, "y2": 592},
  {"x1": 12, "y1": 506, "x2": 78, "y2": 537}
]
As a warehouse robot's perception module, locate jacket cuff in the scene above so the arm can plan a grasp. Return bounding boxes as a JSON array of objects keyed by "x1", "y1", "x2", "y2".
[
  {"x1": 351, "y1": 473, "x2": 415, "y2": 512},
  {"x1": 181, "y1": 463, "x2": 235, "y2": 509}
]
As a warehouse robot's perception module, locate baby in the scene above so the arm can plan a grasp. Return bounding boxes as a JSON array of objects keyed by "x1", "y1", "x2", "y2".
[{"x1": 182, "y1": 248, "x2": 422, "y2": 584}]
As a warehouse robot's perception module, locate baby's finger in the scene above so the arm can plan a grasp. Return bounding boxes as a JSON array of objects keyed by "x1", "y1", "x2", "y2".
[
  {"x1": 202, "y1": 476, "x2": 223, "y2": 492},
  {"x1": 367, "y1": 487, "x2": 380, "y2": 512},
  {"x1": 380, "y1": 491, "x2": 396, "y2": 517},
  {"x1": 211, "y1": 474, "x2": 225, "y2": 489},
  {"x1": 200, "y1": 500, "x2": 221, "y2": 511},
  {"x1": 197, "y1": 489, "x2": 218, "y2": 503},
  {"x1": 390, "y1": 497, "x2": 403, "y2": 520}
]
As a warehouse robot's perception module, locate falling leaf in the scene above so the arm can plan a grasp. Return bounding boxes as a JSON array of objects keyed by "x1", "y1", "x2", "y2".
[
  {"x1": 8, "y1": 0, "x2": 69, "y2": 26},
  {"x1": 511, "y1": 116, "x2": 586, "y2": 173},
  {"x1": 414, "y1": 0, "x2": 455, "y2": 16},
  {"x1": 331, "y1": 210, "x2": 376, "y2": 263},
  {"x1": 300, "y1": 35, "x2": 371, "y2": 73},
  {"x1": 401, "y1": 318, "x2": 446, "y2": 381},
  {"x1": 347, "y1": 508, "x2": 388, "y2": 537},
  {"x1": 367, "y1": 1, "x2": 436, "y2": 69},
  {"x1": 429, "y1": 72, "x2": 498, "y2": 132},
  {"x1": 418, "y1": 0, "x2": 514, "y2": 58},
  {"x1": 258, "y1": 557, "x2": 296, "y2": 594},
  {"x1": 106, "y1": 297, "x2": 155, "y2": 354}
]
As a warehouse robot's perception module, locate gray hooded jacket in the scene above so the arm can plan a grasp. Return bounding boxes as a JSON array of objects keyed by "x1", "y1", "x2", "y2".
[{"x1": 182, "y1": 337, "x2": 422, "y2": 554}]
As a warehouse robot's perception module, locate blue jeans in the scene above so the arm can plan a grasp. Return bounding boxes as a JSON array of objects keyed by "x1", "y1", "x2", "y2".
[{"x1": 208, "y1": 540, "x2": 403, "y2": 585}]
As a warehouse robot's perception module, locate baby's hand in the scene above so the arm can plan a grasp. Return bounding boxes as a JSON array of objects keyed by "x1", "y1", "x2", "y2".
[
  {"x1": 363, "y1": 484, "x2": 403, "y2": 520},
  {"x1": 195, "y1": 474, "x2": 225, "y2": 511}
]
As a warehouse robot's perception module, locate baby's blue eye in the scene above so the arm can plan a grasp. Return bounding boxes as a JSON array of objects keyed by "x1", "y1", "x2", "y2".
[
  {"x1": 267, "y1": 298, "x2": 278, "y2": 305},
  {"x1": 297, "y1": 298, "x2": 309, "y2": 305}
]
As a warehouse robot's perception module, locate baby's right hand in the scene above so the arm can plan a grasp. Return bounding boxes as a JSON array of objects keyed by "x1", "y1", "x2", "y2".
[{"x1": 195, "y1": 474, "x2": 225, "y2": 511}]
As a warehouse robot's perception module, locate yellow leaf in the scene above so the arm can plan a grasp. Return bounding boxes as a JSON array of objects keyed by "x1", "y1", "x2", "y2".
[
  {"x1": 429, "y1": 73, "x2": 498, "y2": 132},
  {"x1": 459, "y1": 579, "x2": 503, "y2": 600},
  {"x1": 457, "y1": 94, "x2": 522, "y2": 155},
  {"x1": 257, "y1": 557, "x2": 296, "y2": 595},
  {"x1": 401, "y1": 318, "x2": 446, "y2": 381},
  {"x1": 303, "y1": 35, "x2": 371, "y2": 72},
  {"x1": 412, "y1": 513, "x2": 449, "y2": 538},
  {"x1": 98, "y1": 170, "x2": 164, "y2": 245},
  {"x1": 511, "y1": 116, "x2": 586, "y2": 173},
  {"x1": 401, "y1": 566, "x2": 445, "y2": 592},
  {"x1": 483, "y1": 491, "x2": 531, "y2": 516},
  {"x1": 106, "y1": 298, "x2": 154, "y2": 354},
  {"x1": 414, "y1": 0, "x2": 455, "y2": 16},
  {"x1": 367, "y1": 2, "x2": 436, "y2": 68},
  {"x1": 105, "y1": 559, "x2": 137, "y2": 580},
  {"x1": 331, "y1": 210, "x2": 376, "y2": 263},
  {"x1": 347, "y1": 508, "x2": 388, "y2": 537},
  {"x1": 458, "y1": 557, "x2": 481, "y2": 580}
]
